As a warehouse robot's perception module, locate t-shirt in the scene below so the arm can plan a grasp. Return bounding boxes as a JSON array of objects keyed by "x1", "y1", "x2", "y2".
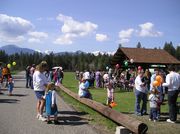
[
  {"x1": 149, "y1": 94, "x2": 159, "y2": 108},
  {"x1": 33, "y1": 71, "x2": 48, "y2": 91},
  {"x1": 78, "y1": 82, "x2": 86, "y2": 97},
  {"x1": 83, "y1": 72, "x2": 90, "y2": 80},
  {"x1": 135, "y1": 75, "x2": 147, "y2": 93},
  {"x1": 163, "y1": 72, "x2": 180, "y2": 91}
]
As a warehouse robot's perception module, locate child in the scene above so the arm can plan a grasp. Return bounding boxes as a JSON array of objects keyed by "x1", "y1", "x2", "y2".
[
  {"x1": 105, "y1": 79, "x2": 114, "y2": 108},
  {"x1": 44, "y1": 83, "x2": 59, "y2": 124},
  {"x1": 149, "y1": 88, "x2": 159, "y2": 122},
  {"x1": 8, "y1": 78, "x2": 14, "y2": 96}
]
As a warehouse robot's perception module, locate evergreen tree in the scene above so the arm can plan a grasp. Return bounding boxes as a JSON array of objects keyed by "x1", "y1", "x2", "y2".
[
  {"x1": 163, "y1": 42, "x2": 176, "y2": 57},
  {"x1": 175, "y1": 46, "x2": 180, "y2": 60},
  {"x1": 136, "y1": 42, "x2": 142, "y2": 48}
]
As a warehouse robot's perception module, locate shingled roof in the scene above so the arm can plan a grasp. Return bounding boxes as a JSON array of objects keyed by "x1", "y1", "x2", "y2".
[{"x1": 112, "y1": 47, "x2": 180, "y2": 65}]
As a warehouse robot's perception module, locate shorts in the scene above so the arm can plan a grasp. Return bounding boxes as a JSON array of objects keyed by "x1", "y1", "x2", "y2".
[{"x1": 35, "y1": 91, "x2": 45, "y2": 100}]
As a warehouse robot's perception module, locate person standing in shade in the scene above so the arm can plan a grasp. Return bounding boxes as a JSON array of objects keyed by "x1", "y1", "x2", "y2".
[
  {"x1": 134, "y1": 70, "x2": 148, "y2": 116},
  {"x1": 33, "y1": 61, "x2": 48, "y2": 122},
  {"x1": 30, "y1": 64, "x2": 36, "y2": 89},
  {"x1": 25, "y1": 66, "x2": 31, "y2": 88},
  {"x1": 162, "y1": 65, "x2": 180, "y2": 123}
]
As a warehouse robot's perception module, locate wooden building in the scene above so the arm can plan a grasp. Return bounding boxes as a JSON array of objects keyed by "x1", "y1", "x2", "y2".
[{"x1": 111, "y1": 47, "x2": 180, "y2": 69}]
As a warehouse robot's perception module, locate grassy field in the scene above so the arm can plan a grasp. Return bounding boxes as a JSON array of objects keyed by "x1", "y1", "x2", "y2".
[{"x1": 59, "y1": 72, "x2": 180, "y2": 134}]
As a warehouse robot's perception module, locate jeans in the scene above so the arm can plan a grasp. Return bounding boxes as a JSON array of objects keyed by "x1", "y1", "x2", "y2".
[
  {"x1": 26, "y1": 76, "x2": 30, "y2": 88},
  {"x1": 168, "y1": 90, "x2": 179, "y2": 121},
  {"x1": 149, "y1": 108, "x2": 158, "y2": 120},
  {"x1": 135, "y1": 89, "x2": 147, "y2": 115}
]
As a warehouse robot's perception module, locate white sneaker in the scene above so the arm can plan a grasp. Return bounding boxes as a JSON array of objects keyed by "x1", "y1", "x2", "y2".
[
  {"x1": 166, "y1": 119, "x2": 175, "y2": 123},
  {"x1": 149, "y1": 119, "x2": 152, "y2": 121},
  {"x1": 36, "y1": 114, "x2": 40, "y2": 119},
  {"x1": 39, "y1": 115, "x2": 47, "y2": 122}
]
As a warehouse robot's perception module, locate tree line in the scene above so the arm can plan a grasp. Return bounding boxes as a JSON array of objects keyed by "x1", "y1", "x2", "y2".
[
  {"x1": 0, "y1": 51, "x2": 112, "y2": 71},
  {"x1": 0, "y1": 42, "x2": 179, "y2": 71}
]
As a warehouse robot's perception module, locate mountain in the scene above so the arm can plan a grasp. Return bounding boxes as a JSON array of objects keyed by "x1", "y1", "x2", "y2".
[
  {"x1": 0, "y1": 45, "x2": 35, "y2": 55},
  {"x1": 91, "y1": 51, "x2": 115, "y2": 56},
  {"x1": 0, "y1": 45, "x2": 115, "y2": 56}
]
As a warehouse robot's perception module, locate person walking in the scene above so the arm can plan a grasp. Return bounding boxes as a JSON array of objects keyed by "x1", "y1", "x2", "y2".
[
  {"x1": 163, "y1": 65, "x2": 180, "y2": 123},
  {"x1": 33, "y1": 61, "x2": 48, "y2": 122}
]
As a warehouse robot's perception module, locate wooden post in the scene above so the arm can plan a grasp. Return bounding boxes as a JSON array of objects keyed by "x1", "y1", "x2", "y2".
[{"x1": 58, "y1": 84, "x2": 148, "y2": 134}]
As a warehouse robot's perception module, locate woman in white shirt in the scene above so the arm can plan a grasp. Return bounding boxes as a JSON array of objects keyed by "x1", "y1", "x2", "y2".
[
  {"x1": 33, "y1": 61, "x2": 48, "y2": 121},
  {"x1": 134, "y1": 70, "x2": 148, "y2": 116}
]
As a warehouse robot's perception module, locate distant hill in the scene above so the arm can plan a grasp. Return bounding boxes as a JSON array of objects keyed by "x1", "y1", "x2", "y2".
[
  {"x1": 0, "y1": 44, "x2": 115, "y2": 56},
  {"x1": 0, "y1": 45, "x2": 35, "y2": 55}
]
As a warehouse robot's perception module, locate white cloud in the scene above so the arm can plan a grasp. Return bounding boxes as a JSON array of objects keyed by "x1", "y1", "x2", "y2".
[
  {"x1": 28, "y1": 31, "x2": 48, "y2": 38},
  {"x1": 118, "y1": 28, "x2": 134, "y2": 44},
  {"x1": 0, "y1": 14, "x2": 33, "y2": 43},
  {"x1": 0, "y1": 35, "x2": 25, "y2": 43},
  {"x1": 118, "y1": 22, "x2": 163, "y2": 44},
  {"x1": 28, "y1": 38, "x2": 41, "y2": 43},
  {"x1": 96, "y1": 34, "x2": 108, "y2": 42},
  {"x1": 53, "y1": 33, "x2": 77, "y2": 45},
  {"x1": 138, "y1": 22, "x2": 163, "y2": 37},
  {"x1": 119, "y1": 38, "x2": 130, "y2": 44},
  {"x1": 28, "y1": 31, "x2": 48, "y2": 43},
  {"x1": 55, "y1": 14, "x2": 98, "y2": 44},
  {"x1": 119, "y1": 28, "x2": 134, "y2": 39}
]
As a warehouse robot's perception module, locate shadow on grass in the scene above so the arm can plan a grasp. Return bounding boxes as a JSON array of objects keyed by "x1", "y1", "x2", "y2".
[
  {"x1": 57, "y1": 115, "x2": 88, "y2": 126},
  {"x1": 0, "y1": 99, "x2": 20, "y2": 103}
]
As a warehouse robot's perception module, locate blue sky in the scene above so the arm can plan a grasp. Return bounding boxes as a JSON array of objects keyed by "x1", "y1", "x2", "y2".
[{"x1": 0, "y1": 0, "x2": 180, "y2": 53}]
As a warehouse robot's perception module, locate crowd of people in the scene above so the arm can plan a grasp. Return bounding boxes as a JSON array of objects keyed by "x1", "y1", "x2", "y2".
[
  {"x1": 76, "y1": 65, "x2": 180, "y2": 123},
  {"x1": 25, "y1": 64, "x2": 64, "y2": 89},
  {"x1": 1, "y1": 60, "x2": 179, "y2": 124}
]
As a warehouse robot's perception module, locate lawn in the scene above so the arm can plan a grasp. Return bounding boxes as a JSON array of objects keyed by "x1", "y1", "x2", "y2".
[{"x1": 60, "y1": 72, "x2": 180, "y2": 134}]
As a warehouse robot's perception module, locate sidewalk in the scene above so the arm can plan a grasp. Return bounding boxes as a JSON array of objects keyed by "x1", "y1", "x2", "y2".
[{"x1": 0, "y1": 72, "x2": 101, "y2": 134}]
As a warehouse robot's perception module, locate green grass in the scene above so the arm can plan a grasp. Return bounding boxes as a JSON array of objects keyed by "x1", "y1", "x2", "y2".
[
  {"x1": 58, "y1": 90, "x2": 117, "y2": 133},
  {"x1": 60, "y1": 72, "x2": 180, "y2": 134}
]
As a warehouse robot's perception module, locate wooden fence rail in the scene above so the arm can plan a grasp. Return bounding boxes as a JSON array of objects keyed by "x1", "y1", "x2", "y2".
[{"x1": 58, "y1": 84, "x2": 148, "y2": 134}]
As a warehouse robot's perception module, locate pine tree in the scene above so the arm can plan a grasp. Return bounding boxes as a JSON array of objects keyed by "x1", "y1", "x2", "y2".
[
  {"x1": 163, "y1": 42, "x2": 176, "y2": 57},
  {"x1": 136, "y1": 42, "x2": 142, "y2": 48}
]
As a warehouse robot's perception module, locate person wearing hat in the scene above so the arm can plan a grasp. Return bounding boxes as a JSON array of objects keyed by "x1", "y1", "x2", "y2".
[
  {"x1": 162, "y1": 65, "x2": 180, "y2": 123},
  {"x1": 134, "y1": 69, "x2": 148, "y2": 116}
]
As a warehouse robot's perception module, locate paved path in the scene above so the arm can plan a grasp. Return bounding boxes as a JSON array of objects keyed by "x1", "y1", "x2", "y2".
[{"x1": 0, "y1": 72, "x2": 102, "y2": 134}]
